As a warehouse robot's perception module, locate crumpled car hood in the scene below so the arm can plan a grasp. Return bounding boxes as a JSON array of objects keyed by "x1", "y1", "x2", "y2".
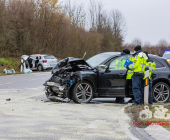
[{"x1": 52, "y1": 57, "x2": 92, "y2": 74}]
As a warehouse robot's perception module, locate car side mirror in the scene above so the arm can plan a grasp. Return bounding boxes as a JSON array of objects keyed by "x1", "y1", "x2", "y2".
[{"x1": 96, "y1": 65, "x2": 107, "y2": 70}]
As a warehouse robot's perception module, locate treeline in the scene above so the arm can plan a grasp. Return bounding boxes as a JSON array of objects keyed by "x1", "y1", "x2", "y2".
[
  {"x1": 0, "y1": 0, "x2": 169, "y2": 59},
  {"x1": 123, "y1": 39, "x2": 170, "y2": 56},
  {"x1": 0, "y1": 0, "x2": 126, "y2": 59}
]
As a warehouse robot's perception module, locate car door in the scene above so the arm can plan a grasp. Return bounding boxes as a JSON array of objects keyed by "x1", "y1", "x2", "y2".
[{"x1": 98, "y1": 54, "x2": 132, "y2": 97}]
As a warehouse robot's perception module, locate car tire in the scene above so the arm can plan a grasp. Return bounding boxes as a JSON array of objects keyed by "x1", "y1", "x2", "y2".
[
  {"x1": 72, "y1": 80, "x2": 94, "y2": 104},
  {"x1": 38, "y1": 65, "x2": 43, "y2": 71},
  {"x1": 152, "y1": 82, "x2": 170, "y2": 103}
]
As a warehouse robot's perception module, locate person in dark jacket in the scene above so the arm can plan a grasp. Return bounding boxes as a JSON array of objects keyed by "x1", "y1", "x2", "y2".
[{"x1": 115, "y1": 49, "x2": 130, "y2": 104}]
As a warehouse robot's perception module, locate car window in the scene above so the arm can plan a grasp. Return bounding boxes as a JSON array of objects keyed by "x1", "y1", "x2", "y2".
[
  {"x1": 30, "y1": 57, "x2": 36, "y2": 60},
  {"x1": 152, "y1": 58, "x2": 165, "y2": 68},
  {"x1": 44, "y1": 55, "x2": 56, "y2": 59},
  {"x1": 86, "y1": 54, "x2": 113, "y2": 67},
  {"x1": 109, "y1": 55, "x2": 132, "y2": 69}
]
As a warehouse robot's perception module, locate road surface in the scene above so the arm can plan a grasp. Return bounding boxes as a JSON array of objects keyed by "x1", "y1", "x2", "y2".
[{"x1": 0, "y1": 72, "x2": 152, "y2": 140}]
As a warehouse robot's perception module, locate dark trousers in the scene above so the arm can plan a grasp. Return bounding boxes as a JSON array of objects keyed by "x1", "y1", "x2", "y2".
[
  {"x1": 149, "y1": 78, "x2": 153, "y2": 104},
  {"x1": 132, "y1": 74, "x2": 144, "y2": 104},
  {"x1": 141, "y1": 78, "x2": 153, "y2": 104}
]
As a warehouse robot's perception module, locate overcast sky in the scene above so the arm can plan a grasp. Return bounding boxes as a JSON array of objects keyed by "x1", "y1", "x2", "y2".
[{"x1": 60, "y1": 0, "x2": 170, "y2": 46}]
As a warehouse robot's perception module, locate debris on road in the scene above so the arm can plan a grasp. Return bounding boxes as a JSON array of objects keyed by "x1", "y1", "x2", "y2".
[
  {"x1": 48, "y1": 96, "x2": 70, "y2": 103},
  {"x1": 3, "y1": 68, "x2": 15, "y2": 74},
  {"x1": 6, "y1": 98, "x2": 11, "y2": 101}
]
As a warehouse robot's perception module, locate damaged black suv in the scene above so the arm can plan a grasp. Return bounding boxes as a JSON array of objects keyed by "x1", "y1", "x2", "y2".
[{"x1": 43, "y1": 52, "x2": 170, "y2": 103}]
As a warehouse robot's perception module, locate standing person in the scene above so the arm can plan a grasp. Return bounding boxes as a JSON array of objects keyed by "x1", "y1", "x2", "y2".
[
  {"x1": 143, "y1": 51, "x2": 156, "y2": 105},
  {"x1": 127, "y1": 45, "x2": 148, "y2": 106},
  {"x1": 115, "y1": 49, "x2": 130, "y2": 104}
]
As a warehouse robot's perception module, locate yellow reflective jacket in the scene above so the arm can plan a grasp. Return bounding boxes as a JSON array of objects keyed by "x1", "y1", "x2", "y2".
[
  {"x1": 147, "y1": 61, "x2": 156, "y2": 79},
  {"x1": 129, "y1": 52, "x2": 148, "y2": 73},
  {"x1": 126, "y1": 57, "x2": 134, "y2": 79},
  {"x1": 143, "y1": 57, "x2": 149, "y2": 79}
]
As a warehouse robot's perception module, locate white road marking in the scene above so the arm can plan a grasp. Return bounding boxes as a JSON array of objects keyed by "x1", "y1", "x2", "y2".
[
  {"x1": 0, "y1": 78, "x2": 46, "y2": 86},
  {"x1": 0, "y1": 82, "x2": 12, "y2": 86}
]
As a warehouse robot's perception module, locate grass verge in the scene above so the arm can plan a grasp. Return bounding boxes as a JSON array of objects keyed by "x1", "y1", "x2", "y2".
[
  {"x1": 0, "y1": 58, "x2": 21, "y2": 75},
  {"x1": 125, "y1": 103, "x2": 170, "y2": 131}
]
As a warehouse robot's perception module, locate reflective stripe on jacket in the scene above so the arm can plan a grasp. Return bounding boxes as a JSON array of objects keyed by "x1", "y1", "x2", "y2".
[{"x1": 148, "y1": 61, "x2": 156, "y2": 79}]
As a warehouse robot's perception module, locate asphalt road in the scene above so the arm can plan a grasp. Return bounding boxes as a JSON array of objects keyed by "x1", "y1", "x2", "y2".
[
  {"x1": 0, "y1": 72, "x2": 151, "y2": 140},
  {"x1": 0, "y1": 72, "x2": 51, "y2": 89}
]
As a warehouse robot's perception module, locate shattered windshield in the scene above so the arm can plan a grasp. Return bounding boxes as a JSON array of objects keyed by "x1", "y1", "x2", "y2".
[{"x1": 86, "y1": 54, "x2": 112, "y2": 67}]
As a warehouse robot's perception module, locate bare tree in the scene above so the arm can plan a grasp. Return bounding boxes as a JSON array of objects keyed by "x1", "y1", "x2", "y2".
[
  {"x1": 109, "y1": 10, "x2": 127, "y2": 51},
  {"x1": 88, "y1": 0, "x2": 107, "y2": 32},
  {"x1": 64, "y1": 0, "x2": 86, "y2": 28},
  {"x1": 131, "y1": 38, "x2": 142, "y2": 46},
  {"x1": 157, "y1": 39, "x2": 168, "y2": 47}
]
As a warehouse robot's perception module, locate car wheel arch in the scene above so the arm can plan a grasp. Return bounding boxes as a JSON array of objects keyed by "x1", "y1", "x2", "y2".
[
  {"x1": 37, "y1": 64, "x2": 43, "y2": 71},
  {"x1": 82, "y1": 78, "x2": 96, "y2": 91},
  {"x1": 152, "y1": 78, "x2": 170, "y2": 88}
]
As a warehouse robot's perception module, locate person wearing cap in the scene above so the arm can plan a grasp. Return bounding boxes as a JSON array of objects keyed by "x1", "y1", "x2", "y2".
[
  {"x1": 142, "y1": 51, "x2": 156, "y2": 105},
  {"x1": 115, "y1": 49, "x2": 130, "y2": 104},
  {"x1": 127, "y1": 45, "x2": 148, "y2": 106}
]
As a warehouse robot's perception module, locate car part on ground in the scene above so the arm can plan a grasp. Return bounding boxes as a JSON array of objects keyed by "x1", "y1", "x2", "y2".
[
  {"x1": 3, "y1": 68, "x2": 15, "y2": 74},
  {"x1": 44, "y1": 52, "x2": 170, "y2": 103}
]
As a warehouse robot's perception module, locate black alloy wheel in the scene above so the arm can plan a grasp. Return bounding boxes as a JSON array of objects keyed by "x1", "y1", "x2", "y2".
[
  {"x1": 72, "y1": 80, "x2": 94, "y2": 103},
  {"x1": 38, "y1": 65, "x2": 43, "y2": 71},
  {"x1": 153, "y1": 82, "x2": 170, "y2": 103}
]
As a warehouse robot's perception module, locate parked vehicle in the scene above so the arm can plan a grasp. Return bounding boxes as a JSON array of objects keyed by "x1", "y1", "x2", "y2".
[
  {"x1": 43, "y1": 52, "x2": 170, "y2": 103},
  {"x1": 21, "y1": 54, "x2": 58, "y2": 71}
]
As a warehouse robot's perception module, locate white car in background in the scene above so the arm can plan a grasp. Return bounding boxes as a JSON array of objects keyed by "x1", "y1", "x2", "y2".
[{"x1": 21, "y1": 54, "x2": 58, "y2": 71}]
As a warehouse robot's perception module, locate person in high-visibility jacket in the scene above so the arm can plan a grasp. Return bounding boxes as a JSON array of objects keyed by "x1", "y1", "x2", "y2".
[
  {"x1": 143, "y1": 51, "x2": 156, "y2": 105},
  {"x1": 115, "y1": 49, "x2": 130, "y2": 104},
  {"x1": 126, "y1": 56, "x2": 134, "y2": 80},
  {"x1": 127, "y1": 45, "x2": 148, "y2": 106}
]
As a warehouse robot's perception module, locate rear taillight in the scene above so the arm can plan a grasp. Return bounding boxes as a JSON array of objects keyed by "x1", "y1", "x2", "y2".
[
  {"x1": 42, "y1": 60, "x2": 47, "y2": 63},
  {"x1": 167, "y1": 59, "x2": 170, "y2": 63}
]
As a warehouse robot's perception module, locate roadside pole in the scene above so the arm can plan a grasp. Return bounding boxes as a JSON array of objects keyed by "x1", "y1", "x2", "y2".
[
  {"x1": 144, "y1": 69, "x2": 149, "y2": 105},
  {"x1": 21, "y1": 59, "x2": 23, "y2": 72}
]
